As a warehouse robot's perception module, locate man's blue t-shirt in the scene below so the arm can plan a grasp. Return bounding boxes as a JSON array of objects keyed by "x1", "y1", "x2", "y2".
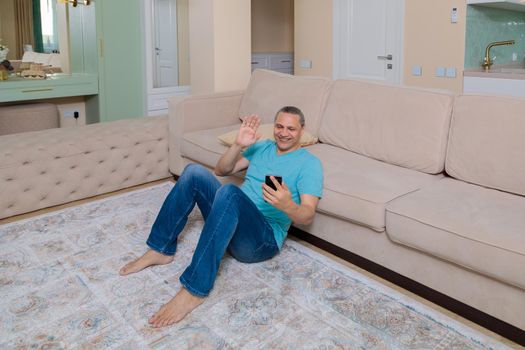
[{"x1": 240, "y1": 140, "x2": 323, "y2": 249}]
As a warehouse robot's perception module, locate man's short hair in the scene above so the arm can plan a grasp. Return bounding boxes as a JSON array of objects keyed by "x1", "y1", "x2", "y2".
[{"x1": 275, "y1": 106, "x2": 305, "y2": 127}]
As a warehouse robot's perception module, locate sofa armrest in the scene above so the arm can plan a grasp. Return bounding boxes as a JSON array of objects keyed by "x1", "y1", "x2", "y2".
[{"x1": 168, "y1": 90, "x2": 244, "y2": 175}]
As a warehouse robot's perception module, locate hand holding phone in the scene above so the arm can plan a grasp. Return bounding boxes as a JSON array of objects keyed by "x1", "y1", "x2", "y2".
[{"x1": 265, "y1": 175, "x2": 282, "y2": 191}]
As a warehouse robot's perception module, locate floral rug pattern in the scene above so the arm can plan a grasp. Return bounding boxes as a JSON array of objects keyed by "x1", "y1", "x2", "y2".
[{"x1": 0, "y1": 183, "x2": 510, "y2": 349}]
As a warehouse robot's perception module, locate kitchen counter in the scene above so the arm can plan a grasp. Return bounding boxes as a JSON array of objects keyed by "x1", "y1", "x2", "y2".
[
  {"x1": 463, "y1": 64, "x2": 525, "y2": 97},
  {"x1": 463, "y1": 64, "x2": 525, "y2": 80}
]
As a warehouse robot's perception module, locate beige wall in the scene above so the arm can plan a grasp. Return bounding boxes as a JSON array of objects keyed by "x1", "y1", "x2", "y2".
[
  {"x1": 293, "y1": 0, "x2": 467, "y2": 92},
  {"x1": 0, "y1": 0, "x2": 18, "y2": 60},
  {"x1": 251, "y1": 0, "x2": 293, "y2": 53},
  {"x1": 403, "y1": 0, "x2": 466, "y2": 93},
  {"x1": 189, "y1": 0, "x2": 251, "y2": 94},
  {"x1": 294, "y1": 0, "x2": 332, "y2": 78},
  {"x1": 214, "y1": 0, "x2": 251, "y2": 92},
  {"x1": 177, "y1": 0, "x2": 190, "y2": 86}
]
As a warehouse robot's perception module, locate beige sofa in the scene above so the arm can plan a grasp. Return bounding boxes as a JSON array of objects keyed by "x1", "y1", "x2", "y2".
[
  {"x1": 168, "y1": 69, "x2": 525, "y2": 333},
  {"x1": 0, "y1": 69, "x2": 523, "y2": 338}
]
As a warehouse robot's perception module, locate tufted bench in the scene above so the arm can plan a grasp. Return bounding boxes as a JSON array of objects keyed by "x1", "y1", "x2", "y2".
[{"x1": 0, "y1": 116, "x2": 171, "y2": 219}]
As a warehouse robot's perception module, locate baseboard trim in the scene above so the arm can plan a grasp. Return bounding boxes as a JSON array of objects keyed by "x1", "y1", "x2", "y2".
[{"x1": 289, "y1": 226, "x2": 525, "y2": 346}]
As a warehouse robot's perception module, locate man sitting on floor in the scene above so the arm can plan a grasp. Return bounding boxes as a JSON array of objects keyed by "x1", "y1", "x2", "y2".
[{"x1": 119, "y1": 106, "x2": 323, "y2": 327}]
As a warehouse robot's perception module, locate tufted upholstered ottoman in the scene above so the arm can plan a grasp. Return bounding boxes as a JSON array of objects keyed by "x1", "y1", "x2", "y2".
[
  {"x1": 0, "y1": 116, "x2": 171, "y2": 219},
  {"x1": 0, "y1": 103, "x2": 59, "y2": 136}
]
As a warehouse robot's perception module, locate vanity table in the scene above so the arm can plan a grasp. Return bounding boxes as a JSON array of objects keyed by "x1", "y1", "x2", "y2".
[{"x1": 0, "y1": 73, "x2": 98, "y2": 103}]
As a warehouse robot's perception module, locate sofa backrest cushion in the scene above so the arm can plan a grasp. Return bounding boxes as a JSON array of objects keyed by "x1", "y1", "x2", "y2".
[
  {"x1": 318, "y1": 79, "x2": 454, "y2": 174},
  {"x1": 238, "y1": 69, "x2": 331, "y2": 137},
  {"x1": 446, "y1": 95, "x2": 525, "y2": 196}
]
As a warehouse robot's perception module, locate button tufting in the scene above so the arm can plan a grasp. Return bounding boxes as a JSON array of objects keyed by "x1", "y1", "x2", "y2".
[
  {"x1": 70, "y1": 165, "x2": 77, "y2": 170},
  {"x1": 124, "y1": 155, "x2": 129, "y2": 159},
  {"x1": 55, "y1": 181, "x2": 61, "y2": 185},
  {"x1": 40, "y1": 171, "x2": 46, "y2": 175},
  {"x1": 98, "y1": 160, "x2": 104, "y2": 164}
]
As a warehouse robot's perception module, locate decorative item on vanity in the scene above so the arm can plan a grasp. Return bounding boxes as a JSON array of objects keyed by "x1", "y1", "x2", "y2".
[
  {"x1": 0, "y1": 60, "x2": 13, "y2": 80},
  {"x1": 0, "y1": 39, "x2": 9, "y2": 62},
  {"x1": 21, "y1": 64, "x2": 46, "y2": 80},
  {"x1": 57, "y1": 0, "x2": 91, "y2": 7}
]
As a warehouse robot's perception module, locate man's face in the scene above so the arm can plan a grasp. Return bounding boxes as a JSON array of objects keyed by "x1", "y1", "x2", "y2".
[{"x1": 273, "y1": 112, "x2": 304, "y2": 153}]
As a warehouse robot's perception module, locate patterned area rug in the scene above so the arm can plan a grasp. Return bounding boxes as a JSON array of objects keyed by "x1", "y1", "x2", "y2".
[{"x1": 0, "y1": 182, "x2": 510, "y2": 349}]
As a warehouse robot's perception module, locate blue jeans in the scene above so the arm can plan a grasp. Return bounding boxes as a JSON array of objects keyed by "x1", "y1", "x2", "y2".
[{"x1": 147, "y1": 164, "x2": 279, "y2": 297}]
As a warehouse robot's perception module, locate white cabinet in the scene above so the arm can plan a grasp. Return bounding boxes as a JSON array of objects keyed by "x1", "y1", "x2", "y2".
[
  {"x1": 251, "y1": 53, "x2": 293, "y2": 75},
  {"x1": 463, "y1": 76, "x2": 525, "y2": 97}
]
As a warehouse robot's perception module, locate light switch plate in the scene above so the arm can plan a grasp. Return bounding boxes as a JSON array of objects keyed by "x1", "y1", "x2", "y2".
[{"x1": 411, "y1": 66, "x2": 422, "y2": 76}]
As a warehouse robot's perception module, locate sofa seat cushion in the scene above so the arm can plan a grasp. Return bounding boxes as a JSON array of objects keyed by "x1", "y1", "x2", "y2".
[
  {"x1": 307, "y1": 144, "x2": 443, "y2": 231},
  {"x1": 386, "y1": 177, "x2": 525, "y2": 289},
  {"x1": 181, "y1": 125, "x2": 234, "y2": 168}
]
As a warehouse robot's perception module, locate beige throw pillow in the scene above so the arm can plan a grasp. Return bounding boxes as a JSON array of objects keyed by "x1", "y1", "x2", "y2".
[{"x1": 218, "y1": 123, "x2": 318, "y2": 147}]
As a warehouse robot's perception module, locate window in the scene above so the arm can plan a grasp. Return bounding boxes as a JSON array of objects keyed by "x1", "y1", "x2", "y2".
[{"x1": 40, "y1": 0, "x2": 59, "y2": 53}]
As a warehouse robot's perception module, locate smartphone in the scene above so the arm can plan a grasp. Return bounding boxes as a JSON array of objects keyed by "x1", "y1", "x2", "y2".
[{"x1": 265, "y1": 175, "x2": 282, "y2": 191}]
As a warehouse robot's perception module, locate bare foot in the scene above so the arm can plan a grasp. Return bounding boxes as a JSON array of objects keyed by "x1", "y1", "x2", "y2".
[
  {"x1": 119, "y1": 250, "x2": 174, "y2": 276},
  {"x1": 148, "y1": 288, "x2": 205, "y2": 327}
]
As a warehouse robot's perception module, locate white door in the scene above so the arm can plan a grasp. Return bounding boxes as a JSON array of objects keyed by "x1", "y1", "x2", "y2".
[
  {"x1": 333, "y1": 0, "x2": 404, "y2": 84},
  {"x1": 154, "y1": 0, "x2": 179, "y2": 87}
]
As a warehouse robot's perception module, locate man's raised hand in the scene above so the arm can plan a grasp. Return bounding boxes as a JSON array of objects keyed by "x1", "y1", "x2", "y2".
[{"x1": 236, "y1": 115, "x2": 261, "y2": 148}]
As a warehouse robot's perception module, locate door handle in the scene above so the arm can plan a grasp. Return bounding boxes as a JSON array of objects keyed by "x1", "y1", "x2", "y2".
[{"x1": 377, "y1": 54, "x2": 393, "y2": 60}]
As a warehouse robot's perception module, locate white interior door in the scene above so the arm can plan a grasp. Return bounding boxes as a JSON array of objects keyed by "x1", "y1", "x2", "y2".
[
  {"x1": 154, "y1": 0, "x2": 179, "y2": 87},
  {"x1": 333, "y1": 0, "x2": 404, "y2": 84}
]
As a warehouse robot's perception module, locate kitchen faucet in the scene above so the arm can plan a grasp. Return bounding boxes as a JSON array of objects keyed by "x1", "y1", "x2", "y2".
[{"x1": 482, "y1": 40, "x2": 515, "y2": 71}]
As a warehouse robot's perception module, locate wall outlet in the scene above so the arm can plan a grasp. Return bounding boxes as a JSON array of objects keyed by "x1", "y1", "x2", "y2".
[
  {"x1": 299, "y1": 59, "x2": 312, "y2": 69},
  {"x1": 512, "y1": 52, "x2": 518, "y2": 61},
  {"x1": 64, "y1": 110, "x2": 80, "y2": 118}
]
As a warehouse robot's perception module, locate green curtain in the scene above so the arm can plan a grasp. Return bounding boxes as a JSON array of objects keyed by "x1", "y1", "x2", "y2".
[{"x1": 32, "y1": 0, "x2": 44, "y2": 52}]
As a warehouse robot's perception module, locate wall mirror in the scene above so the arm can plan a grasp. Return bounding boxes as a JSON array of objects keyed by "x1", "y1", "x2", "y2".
[
  {"x1": 0, "y1": 0, "x2": 70, "y2": 73},
  {"x1": 0, "y1": 0, "x2": 65, "y2": 59}
]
